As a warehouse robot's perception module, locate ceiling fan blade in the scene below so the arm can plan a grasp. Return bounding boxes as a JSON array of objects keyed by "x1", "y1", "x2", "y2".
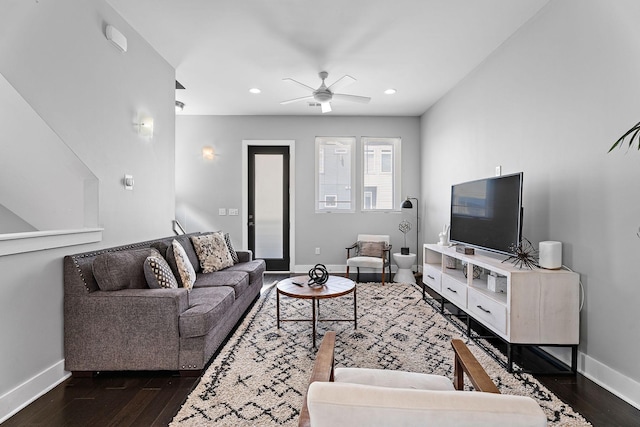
[
  {"x1": 332, "y1": 93, "x2": 371, "y2": 104},
  {"x1": 327, "y1": 75, "x2": 356, "y2": 92},
  {"x1": 280, "y1": 95, "x2": 315, "y2": 105},
  {"x1": 282, "y1": 78, "x2": 316, "y2": 92},
  {"x1": 321, "y1": 102, "x2": 332, "y2": 113}
]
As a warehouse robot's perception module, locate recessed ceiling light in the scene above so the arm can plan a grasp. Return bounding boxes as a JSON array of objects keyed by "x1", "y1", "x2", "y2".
[
  {"x1": 384, "y1": 88, "x2": 397, "y2": 95},
  {"x1": 175, "y1": 100, "x2": 185, "y2": 112},
  {"x1": 249, "y1": 88, "x2": 261, "y2": 94}
]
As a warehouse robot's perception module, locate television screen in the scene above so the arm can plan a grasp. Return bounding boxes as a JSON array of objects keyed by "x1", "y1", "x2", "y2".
[{"x1": 449, "y1": 172, "x2": 523, "y2": 255}]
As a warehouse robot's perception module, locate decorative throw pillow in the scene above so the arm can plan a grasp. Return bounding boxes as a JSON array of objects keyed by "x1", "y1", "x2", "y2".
[
  {"x1": 224, "y1": 232, "x2": 240, "y2": 264},
  {"x1": 144, "y1": 255, "x2": 178, "y2": 289},
  {"x1": 191, "y1": 232, "x2": 234, "y2": 273},
  {"x1": 358, "y1": 241, "x2": 385, "y2": 258},
  {"x1": 170, "y1": 239, "x2": 196, "y2": 291}
]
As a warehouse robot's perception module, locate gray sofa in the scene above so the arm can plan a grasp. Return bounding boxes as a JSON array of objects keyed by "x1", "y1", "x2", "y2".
[{"x1": 63, "y1": 232, "x2": 265, "y2": 376}]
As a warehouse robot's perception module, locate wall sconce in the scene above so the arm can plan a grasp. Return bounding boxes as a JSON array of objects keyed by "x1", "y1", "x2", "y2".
[
  {"x1": 105, "y1": 25, "x2": 127, "y2": 52},
  {"x1": 137, "y1": 114, "x2": 154, "y2": 139},
  {"x1": 175, "y1": 101, "x2": 185, "y2": 113},
  {"x1": 202, "y1": 146, "x2": 215, "y2": 161}
]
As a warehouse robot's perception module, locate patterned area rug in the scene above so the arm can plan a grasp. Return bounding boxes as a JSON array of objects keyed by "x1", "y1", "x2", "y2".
[{"x1": 171, "y1": 282, "x2": 590, "y2": 426}]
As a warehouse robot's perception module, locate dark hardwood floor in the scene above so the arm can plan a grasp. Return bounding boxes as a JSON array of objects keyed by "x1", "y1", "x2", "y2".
[
  {"x1": 4, "y1": 274, "x2": 639, "y2": 426},
  {"x1": 3, "y1": 371, "x2": 198, "y2": 427}
]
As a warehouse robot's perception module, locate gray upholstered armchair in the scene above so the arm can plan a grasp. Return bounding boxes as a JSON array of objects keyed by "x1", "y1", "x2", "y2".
[{"x1": 345, "y1": 234, "x2": 391, "y2": 285}]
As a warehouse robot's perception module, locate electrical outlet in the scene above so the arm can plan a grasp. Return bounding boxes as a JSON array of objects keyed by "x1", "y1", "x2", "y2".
[
  {"x1": 229, "y1": 208, "x2": 239, "y2": 216},
  {"x1": 218, "y1": 208, "x2": 227, "y2": 216},
  {"x1": 315, "y1": 247, "x2": 321, "y2": 255},
  {"x1": 495, "y1": 165, "x2": 502, "y2": 176}
]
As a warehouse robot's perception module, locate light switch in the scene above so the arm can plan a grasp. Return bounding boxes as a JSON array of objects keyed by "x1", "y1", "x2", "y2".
[
  {"x1": 219, "y1": 208, "x2": 227, "y2": 216},
  {"x1": 229, "y1": 208, "x2": 239, "y2": 216}
]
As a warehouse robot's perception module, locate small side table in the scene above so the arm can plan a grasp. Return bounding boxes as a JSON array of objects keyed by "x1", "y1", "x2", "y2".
[{"x1": 393, "y1": 253, "x2": 416, "y2": 284}]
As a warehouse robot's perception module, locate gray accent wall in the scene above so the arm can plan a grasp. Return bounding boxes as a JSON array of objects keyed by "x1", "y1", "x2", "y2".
[
  {"x1": 0, "y1": 0, "x2": 175, "y2": 419},
  {"x1": 176, "y1": 116, "x2": 421, "y2": 270},
  {"x1": 421, "y1": 0, "x2": 640, "y2": 405}
]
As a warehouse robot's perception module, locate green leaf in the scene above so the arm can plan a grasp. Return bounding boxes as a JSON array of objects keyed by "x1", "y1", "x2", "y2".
[{"x1": 609, "y1": 121, "x2": 640, "y2": 152}]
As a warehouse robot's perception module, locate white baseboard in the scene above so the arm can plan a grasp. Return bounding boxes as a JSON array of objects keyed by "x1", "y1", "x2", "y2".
[
  {"x1": 293, "y1": 264, "x2": 400, "y2": 274},
  {"x1": 538, "y1": 346, "x2": 640, "y2": 410},
  {"x1": 579, "y1": 352, "x2": 640, "y2": 410},
  {"x1": 294, "y1": 264, "x2": 348, "y2": 274},
  {"x1": 0, "y1": 359, "x2": 70, "y2": 423}
]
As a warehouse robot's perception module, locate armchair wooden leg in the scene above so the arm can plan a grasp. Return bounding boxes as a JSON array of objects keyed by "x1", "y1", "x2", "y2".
[
  {"x1": 356, "y1": 267, "x2": 360, "y2": 283},
  {"x1": 381, "y1": 269, "x2": 385, "y2": 285},
  {"x1": 346, "y1": 266, "x2": 350, "y2": 279}
]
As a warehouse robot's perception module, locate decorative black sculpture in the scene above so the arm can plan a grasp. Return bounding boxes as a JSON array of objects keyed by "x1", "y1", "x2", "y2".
[
  {"x1": 308, "y1": 263, "x2": 329, "y2": 287},
  {"x1": 502, "y1": 238, "x2": 539, "y2": 269}
]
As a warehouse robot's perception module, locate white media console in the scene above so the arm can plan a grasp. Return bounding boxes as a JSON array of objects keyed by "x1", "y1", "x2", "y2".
[{"x1": 423, "y1": 243, "x2": 580, "y2": 372}]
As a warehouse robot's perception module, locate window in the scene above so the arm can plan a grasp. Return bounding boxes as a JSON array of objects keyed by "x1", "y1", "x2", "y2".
[
  {"x1": 365, "y1": 148, "x2": 375, "y2": 174},
  {"x1": 316, "y1": 137, "x2": 355, "y2": 212},
  {"x1": 381, "y1": 149, "x2": 392, "y2": 173},
  {"x1": 363, "y1": 188, "x2": 375, "y2": 210},
  {"x1": 362, "y1": 137, "x2": 401, "y2": 211}
]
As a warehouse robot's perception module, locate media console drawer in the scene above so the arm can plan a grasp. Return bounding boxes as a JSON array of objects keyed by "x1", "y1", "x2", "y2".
[
  {"x1": 468, "y1": 289, "x2": 507, "y2": 335},
  {"x1": 423, "y1": 265, "x2": 441, "y2": 292},
  {"x1": 441, "y1": 275, "x2": 467, "y2": 308}
]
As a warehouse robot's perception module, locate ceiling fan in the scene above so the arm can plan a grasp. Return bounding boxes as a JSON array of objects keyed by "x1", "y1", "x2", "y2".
[{"x1": 280, "y1": 71, "x2": 371, "y2": 113}]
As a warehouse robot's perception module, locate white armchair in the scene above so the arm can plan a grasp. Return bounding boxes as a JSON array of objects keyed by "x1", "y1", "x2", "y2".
[
  {"x1": 345, "y1": 234, "x2": 391, "y2": 285},
  {"x1": 299, "y1": 332, "x2": 547, "y2": 427}
]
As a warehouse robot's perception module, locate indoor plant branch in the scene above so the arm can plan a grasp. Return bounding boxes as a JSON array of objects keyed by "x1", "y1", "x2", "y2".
[{"x1": 609, "y1": 120, "x2": 640, "y2": 152}]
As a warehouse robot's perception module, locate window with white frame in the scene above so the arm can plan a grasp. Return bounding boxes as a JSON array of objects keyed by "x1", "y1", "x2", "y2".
[
  {"x1": 362, "y1": 137, "x2": 401, "y2": 211},
  {"x1": 316, "y1": 137, "x2": 356, "y2": 212}
]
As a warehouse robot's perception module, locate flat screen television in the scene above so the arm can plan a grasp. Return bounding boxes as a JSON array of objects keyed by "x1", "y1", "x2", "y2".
[{"x1": 449, "y1": 172, "x2": 523, "y2": 255}]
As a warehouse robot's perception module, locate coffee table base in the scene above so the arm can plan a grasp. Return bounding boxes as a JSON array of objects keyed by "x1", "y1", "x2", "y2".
[{"x1": 276, "y1": 277, "x2": 357, "y2": 348}]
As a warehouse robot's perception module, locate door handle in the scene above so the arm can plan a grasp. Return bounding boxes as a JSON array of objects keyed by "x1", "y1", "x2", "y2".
[{"x1": 248, "y1": 222, "x2": 255, "y2": 227}]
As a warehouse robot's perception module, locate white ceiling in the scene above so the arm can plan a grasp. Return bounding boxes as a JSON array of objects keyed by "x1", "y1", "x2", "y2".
[{"x1": 108, "y1": 0, "x2": 550, "y2": 116}]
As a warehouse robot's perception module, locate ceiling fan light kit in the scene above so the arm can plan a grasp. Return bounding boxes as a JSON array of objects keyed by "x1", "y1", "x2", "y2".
[{"x1": 281, "y1": 71, "x2": 371, "y2": 113}]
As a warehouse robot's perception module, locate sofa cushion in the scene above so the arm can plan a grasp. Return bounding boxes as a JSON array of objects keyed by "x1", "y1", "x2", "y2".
[
  {"x1": 191, "y1": 232, "x2": 234, "y2": 273},
  {"x1": 167, "y1": 240, "x2": 196, "y2": 291},
  {"x1": 335, "y1": 368, "x2": 455, "y2": 391},
  {"x1": 180, "y1": 287, "x2": 235, "y2": 338},
  {"x1": 307, "y1": 382, "x2": 547, "y2": 427},
  {"x1": 194, "y1": 270, "x2": 250, "y2": 298},
  {"x1": 224, "y1": 232, "x2": 240, "y2": 264},
  {"x1": 144, "y1": 255, "x2": 179, "y2": 289},
  {"x1": 224, "y1": 259, "x2": 266, "y2": 287},
  {"x1": 93, "y1": 248, "x2": 158, "y2": 291},
  {"x1": 150, "y1": 241, "x2": 169, "y2": 258}
]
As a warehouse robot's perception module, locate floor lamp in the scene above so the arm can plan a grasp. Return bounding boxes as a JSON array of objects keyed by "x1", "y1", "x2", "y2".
[{"x1": 401, "y1": 197, "x2": 419, "y2": 272}]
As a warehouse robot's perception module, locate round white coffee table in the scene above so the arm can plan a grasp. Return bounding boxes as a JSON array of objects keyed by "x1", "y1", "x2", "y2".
[{"x1": 393, "y1": 253, "x2": 416, "y2": 284}]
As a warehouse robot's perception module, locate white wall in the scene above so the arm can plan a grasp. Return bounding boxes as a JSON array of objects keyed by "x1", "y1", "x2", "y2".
[
  {"x1": 421, "y1": 0, "x2": 640, "y2": 407},
  {"x1": 176, "y1": 115, "x2": 421, "y2": 271},
  {"x1": 0, "y1": 0, "x2": 176, "y2": 421}
]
